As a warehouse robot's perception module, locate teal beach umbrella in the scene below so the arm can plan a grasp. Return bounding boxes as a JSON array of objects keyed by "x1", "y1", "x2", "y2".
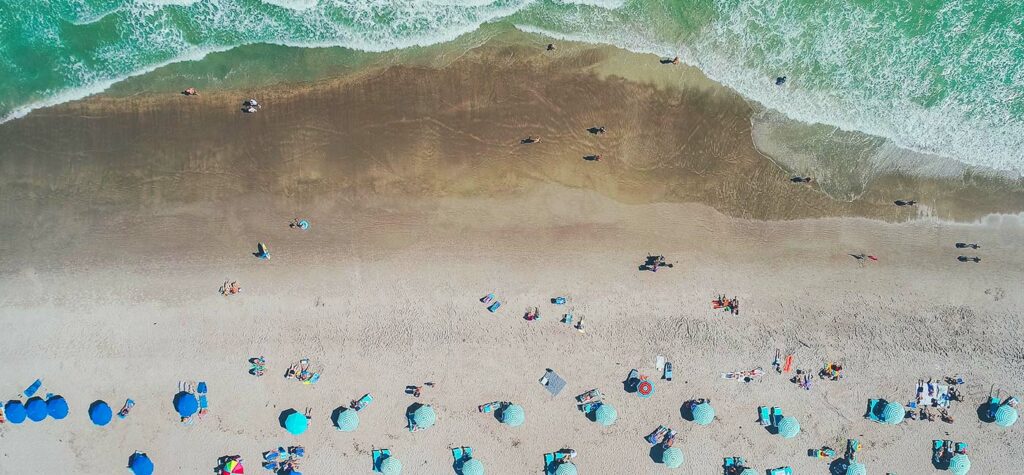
[
  {"x1": 461, "y1": 457, "x2": 484, "y2": 475},
  {"x1": 413, "y1": 404, "x2": 436, "y2": 429},
  {"x1": 995, "y1": 404, "x2": 1018, "y2": 427},
  {"x1": 846, "y1": 461, "x2": 866, "y2": 475},
  {"x1": 553, "y1": 462, "x2": 577, "y2": 475},
  {"x1": 691, "y1": 402, "x2": 715, "y2": 426},
  {"x1": 284, "y1": 411, "x2": 308, "y2": 435},
  {"x1": 777, "y1": 416, "x2": 800, "y2": 438},
  {"x1": 380, "y1": 456, "x2": 402, "y2": 475},
  {"x1": 500, "y1": 404, "x2": 524, "y2": 427},
  {"x1": 334, "y1": 407, "x2": 359, "y2": 432},
  {"x1": 948, "y1": 454, "x2": 970, "y2": 475},
  {"x1": 594, "y1": 403, "x2": 617, "y2": 426},
  {"x1": 661, "y1": 447, "x2": 684, "y2": 469},
  {"x1": 881, "y1": 402, "x2": 905, "y2": 424}
]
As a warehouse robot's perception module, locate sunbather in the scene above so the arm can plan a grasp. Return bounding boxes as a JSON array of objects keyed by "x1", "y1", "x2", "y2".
[
  {"x1": 119, "y1": 399, "x2": 135, "y2": 418},
  {"x1": 521, "y1": 136, "x2": 540, "y2": 144}
]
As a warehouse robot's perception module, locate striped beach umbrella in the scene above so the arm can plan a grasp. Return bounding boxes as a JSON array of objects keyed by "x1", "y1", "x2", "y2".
[
  {"x1": 221, "y1": 459, "x2": 244, "y2": 474},
  {"x1": 948, "y1": 454, "x2": 970, "y2": 475},
  {"x1": 380, "y1": 456, "x2": 402, "y2": 475},
  {"x1": 412, "y1": 405, "x2": 436, "y2": 429},
  {"x1": 661, "y1": 447, "x2": 684, "y2": 469},
  {"x1": 500, "y1": 404, "x2": 525, "y2": 427},
  {"x1": 334, "y1": 407, "x2": 359, "y2": 432},
  {"x1": 553, "y1": 462, "x2": 577, "y2": 475},
  {"x1": 846, "y1": 461, "x2": 866, "y2": 475},
  {"x1": 777, "y1": 416, "x2": 800, "y2": 438},
  {"x1": 691, "y1": 402, "x2": 715, "y2": 426},
  {"x1": 995, "y1": 404, "x2": 1018, "y2": 427},
  {"x1": 594, "y1": 403, "x2": 617, "y2": 426},
  {"x1": 461, "y1": 457, "x2": 484, "y2": 475},
  {"x1": 881, "y1": 402, "x2": 905, "y2": 424}
]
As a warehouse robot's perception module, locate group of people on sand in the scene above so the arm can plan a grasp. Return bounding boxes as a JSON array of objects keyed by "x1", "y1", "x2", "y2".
[
  {"x1": 241, "y1": 98, "x2": 261, "y2": 113},
  {"x1": 519, "y1": 125, "x2": 607, "y2": 162},
  {"x1": 262, "y1": 446, "x2": 304, "y2": 472},
  {"x1": 712, "y1": 295, "x2": 740, "y2": 315}
]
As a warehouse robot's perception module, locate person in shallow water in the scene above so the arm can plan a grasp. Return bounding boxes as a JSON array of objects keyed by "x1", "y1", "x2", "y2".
[
  {"x1": 775, "y1": 76, "x2": 787, "y2": 85},
  {"x1": 894, "y1": 199, "x2": 917, "y2": 206}
]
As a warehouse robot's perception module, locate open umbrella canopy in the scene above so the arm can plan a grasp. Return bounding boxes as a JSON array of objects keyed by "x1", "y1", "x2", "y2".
[
  {"x1": 129, "y1": 452, "x2": 154, "y2": 475},
  {"x1": 691, "y1": 402, "x2": 715, "y2": 426},
  {"x1": 553, "y1": 462, "x2": 577, "y2": 475},
  {"x1": 594, "y1": 403, "x2": 617, "y2": 426},
  {"x1": 500, "y1": 404, "x2": 525, "y2": 427},
  {"x1": 995, "y1": 404, "x2": 1018, "y2": 427},
  {"x1": 881, "y1": 402, "x2": 905, "y2": 424},
  {"x1": 284, "y1": 411, "x2": 309, "y2": 435},
  {"x1": 380, "y1": 456, "x2": 402, "y2": 475},
  {"x1": 846, "y1": 461, "x2": 866, "y2": 475},
  {"x1": 174, "y1": 392, "x2": 199, "y2": 417},
  {"x1": 25, "y1": 397, "x2": 48, "y2": 422},
  {"x1": 334, "y1": 407, "x2": 359, "y2": 432},
  {"x1": 777, "y1": 416, "x2": 800, "y2": 438},
  {"x1": 661, "y1": 447, "x2": 684, "y2": 469},
  {"x1": 948, "y1": 454, "x2": 970, "y2": 475},
  {"x1": 221, "y1": 459, "x2": 244, "y2": 474},
  {"x1": 4, "y1": 400, "x2": 27, "y2": 424},
  {"x1": 47, "y1": 395, "x2": 69, "y2": 420},
  {"x1": 461, "y1": 457, "x2": 484, "y2": 475},
  {"x1": 413, "y1": 405, "x2": 436, "y2": 429},
  {"x1": 89, "y1": 401, "x2": 112, "y2": 426}
]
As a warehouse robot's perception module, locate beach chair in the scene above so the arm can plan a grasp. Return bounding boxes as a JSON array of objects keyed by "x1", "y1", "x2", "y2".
[
  {"x1": 543, "y1": 453, "x2": 557, "y2": 474},
  {"x1": 478, "y1": 401, "x2": 500, "y2": 413},
  {"x1": 771, "y1": 407, "x2": 783, "y2": 426},
  {"x1": 846, "y1": 439, "x2": 861, "y2": 460},
  {"x1": 562, "y1": 312, "x2": 573, "y2": 324},
  {"x1": 487, "y1": 301, "x2": 501, "y2": 312},
  {"x1": 118, "y1": 399, "x2": 135, "y2": 419},
  {"x1": 865, "y1": 399, "x2": 881, "y2": 421},
  {"x1": 480, "y1": 293, "x2": 494, "y2": 304},
  {"x1": 955, "y1": 442, "x2": 967, "y2": 454},
  {"x1": 663, "y1": 362, "x2": 673, "y2": 381},
  {"x1": 553, "y1": 297, "x2": 566, "y2": 305},
  {"x1": 452, "y1": 447, "x2": 464, "y2": 462},
  {"x1": 197, "y1": 381, "x2": 209, "y2": 416},
  {"x1": 352, "y1": 393, "x2": 373, "y2": 411},
  {"x1": 372, "y1": 449, "x2": 391, "y2": 472},
  {"x1": 576, "y1": 389, "x2": 602, "y2": 404},
  {"x1": 758, "y1": 406, "x2": 771, "y2": 426},
  {"x1": 769, "y1": 467, "x2": 793, "y2": 475},
  {"x1": 724, "y1": 457, "x2": 745, "y2": 468},
  {"x1": 305, "y1": 373, "x2": 321, "y2": 385}
]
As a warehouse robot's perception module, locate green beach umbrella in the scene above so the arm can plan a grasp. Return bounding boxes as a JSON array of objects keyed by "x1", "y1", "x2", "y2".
[
  {"x1": 881, "y1": 402, "x2": 905, "y2": 424},
  {"x1": 661, "y1": 447, "x2": 684, "y2": 469},
  {"x1": 553, "y1": 462, "x2": 577, "y2": 475},
  {"x1": 777, "y1": 416, "x2": 800, "y2": 438},
  {"x1": 948, "y1": 454, "x2": 970, "y2": 475},
  {"x1": 995, "y1": 404, "x2": 1018, "y2": 427},
  {"x1": 461, "y1": 457, "x2": 484, "y2": 475},
  {"x1": 691, "y1": 402, "x2": 715, "y2": 426},
  {"x1": 334, "y1": 407, "x2": 359, "y2": 432},
  {"x1": 846, "y1": 461, "x2": 867, "y2": 475},
  {"x1": 500, "y1": 404, "x2": 525, "y2": 427},
  {"x1": 594, "y1": 403, "x2": 617, "y2": 426},
  {"x1": 413, "y1": 405, "x2": 436, "y2": 429},
  {"x1": 380, "y1": 456, "x2": 403, "y2": 475}
]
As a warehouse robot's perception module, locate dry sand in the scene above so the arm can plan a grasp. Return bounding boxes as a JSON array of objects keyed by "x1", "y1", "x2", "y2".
[{"x1": 1, "y1": 39, "x2": 1023, "y2": 474}]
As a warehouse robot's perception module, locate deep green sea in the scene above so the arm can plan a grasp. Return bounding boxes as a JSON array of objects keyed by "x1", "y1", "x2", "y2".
[{"x1": 1, "y1": 0, "x2": 1022, "y2": 177}]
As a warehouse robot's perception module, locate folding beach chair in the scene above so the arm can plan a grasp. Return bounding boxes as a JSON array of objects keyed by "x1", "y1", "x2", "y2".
[
  {"x1": 771, "y1": 407, "x2": 783, "y2": 426},
  {"x1": 769, "y1": 467, "x2": 793, "y2": 475},
  {"x1": 452, "y1": 447, "x2": 464, "y2": 462},
  {"x1": 487, "y1": 301, "x2": 501, "y2": 312},
  {"x1": 353, "y1": 393, "x2": 373, "y2": 411},
  {"x1": 955, "y1": 442, "x2": 968, "y2": 454},
  {"x1": 543, "y1": 453, "x2": 557, "y2": 474},
  {"x1": 663, "y1": 362, "x2": 673, "y2": 381},
  {"x1": 724, "y1": 457, "x2": 737, "y2": 468},
  {"x1": 372, "y1": 449, "x2": 391, "y2": 472},
  {"x1": 758, "y1": 406, "x2": 771, "y2": 426},
  {"x1": 865, "y1": 399, "x2": 881, "y2": 422}
]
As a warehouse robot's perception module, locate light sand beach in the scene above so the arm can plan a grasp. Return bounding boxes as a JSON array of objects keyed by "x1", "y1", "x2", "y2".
[{"x1": 1, "y1": 38, "x2": 1023, "y2": 474}]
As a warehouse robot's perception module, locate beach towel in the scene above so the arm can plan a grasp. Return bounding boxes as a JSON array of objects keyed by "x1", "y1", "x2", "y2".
[
  {"x1": 539, "y1": 370, "x2": 566, "y2": 397},
  {"x1": 758, "y1": 406, "x2": 770, "y2": 426},
  {"x1": 24, "y1": 379, "x2": 42, "y2": 398},
  {"x1": 480, "y1": 293, "x2": 494, "y2": 304},
  {"x1": 487, "y1": 302, "x2": 501, "y2": 313},
  {"x1": 782, "y1": 355, "x2": 794, "y2": 373}
]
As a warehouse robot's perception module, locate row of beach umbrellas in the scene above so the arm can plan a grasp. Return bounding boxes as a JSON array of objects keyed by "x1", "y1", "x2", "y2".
[{"x1": 3, "y1": 396, "x2": 68, "y2": 423}]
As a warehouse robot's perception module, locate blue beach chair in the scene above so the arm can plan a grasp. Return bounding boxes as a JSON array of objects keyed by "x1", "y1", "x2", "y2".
[
  {"x1": 543, "y1": 453, "x2": 557, "y2": 474},
  {"x1": 24, "y1": 379, "x2": 42, "y2": 398},
  {"x1": 865, "y1": 399, "x2": 881, "y2": 421},
  {"x1": 487, "y1": 301, "x2": 501, "y2": 312},
  {"x1": 758, "y1": 406, "x2": 771, "y2": 426},
  {"x1": 771, "y1": 407, "x2": 783, "y2": 426},
  {"x1": 372, "y1": 449, "x2": 391, "y2": 472},
  {"x1": 769, "y1": 467, "x2": 793, "y2": 475},
  {"x1": 452, "y1": 447, "x2": 464, "y2": 461}
]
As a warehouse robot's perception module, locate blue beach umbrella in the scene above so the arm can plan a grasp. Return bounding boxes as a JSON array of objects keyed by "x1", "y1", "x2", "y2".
[
  {"x1": 881, "y1": 402, "x2": 905, "y2": 424},
  {"x1": 412, "y1": 405, "x2": 436, "y2": 429},
  {"x1": 25, "y1": 397, "x2": 48, "y2": 422},
  {"x1": 594, "y1": 403, "x2": 617, "y2": 426},
  {"x1": 89, "y1": 401, "x2": 113, "y2": 426},
  {"x1": 691, "y1": 402, "x2": 715, "y2": 426},
  {"x1": 461, "y1": 457, "x2": 484, "y2": 475},
  {"x1": 995, "y1": 404, "x2": 1018, "y2": 427},
  {"x1": 334, "y1": 407, "x2": 359, "y2": 432},
  {"x1": 174, "y1": 392, "x2": 199, "y2": 418},
  {"x1": 285, "y1": 411, "x2": 309, "y2": 435},
  {"x1": 948, "y1": 453, "x2": 970, "y2": 475},
  {"x1": 500, "y1": 404, "x2": 525, "y2": 427},
  {"x1": 47, "y1": 395, "x2": 69, "y2": 419},
  {"x1": 661, "y1": 447, "x2": 684, "y2": 469},
  {"x1": 4, "y1": 400, "x2": 27, "y2": 424},
  {"x1": 129, "y1": 452, "x2": 154, "y2": 475},
  {"x1": 777, "y1": 416, "x2": 800, "y2": 438}
]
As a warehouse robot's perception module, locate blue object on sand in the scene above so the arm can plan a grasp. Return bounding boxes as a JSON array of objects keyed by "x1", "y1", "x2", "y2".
[
  {"x1": 255, "y1": 242, "x2": 270, "y2": 259},
  {"x1": 298, "y1": 220, "x2": 309, "y2": 230},
  {"x1": 865, "y1": 399, "x2": 882, "y2": 422},
  {"x1": 24, "y1": 379, "x2": 42, "y2": 398},
  {"x1": 197, "y1": 382, "x2": 207, "y2": 394},
  {"x1": 129, "y1": 452, "x2": 154, "y2": 475},
  {"x1": 758, "y1": 406, "x2": 770, "y2": 426},
  {"x1": 174, "y1": 392, "x2": 199, "y2": 417},
  {"x1": 372, "y1": 449, "x2": 391, "y2": 472},
  {"x1": 553, "y1": 297, "x2": 566, "y2": 305},
  {"x1": 25, "y1": 397, "x2": 48, "y2": 422},
  {"x1": 284, "y1": 411, "x2": 309, "y2": 435},
  {"x1": 89, "y1": 401, "x2": 113, "y2": 426},
  {"x1": 47, "y1": 395, "x2": 69, "y2": 419},
  {"x1": 487, "y1": 302, "x2": 501, "y2": 312},
  {"x1": 771, "y1": 407, "x2": 784, "y2": 426},
  {"x1": 4, "y1": 400, "x2": 27, "y2": 424}
]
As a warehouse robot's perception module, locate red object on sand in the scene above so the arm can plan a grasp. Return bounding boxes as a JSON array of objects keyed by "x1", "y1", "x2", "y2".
[
  {"x1": 637, "y1": 380, "x2": 653, "y2": 396},
  {"x1": 868, "y1": 255, "x2": 878, "y2": 261},
  {"x1": 783, "y1": 355, "x2": 794, "y2": 373}
]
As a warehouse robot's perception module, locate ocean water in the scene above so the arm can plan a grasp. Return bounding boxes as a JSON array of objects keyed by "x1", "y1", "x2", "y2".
[{"x1": 1, "y1": 0, "x2": 1022, "y2": 178}]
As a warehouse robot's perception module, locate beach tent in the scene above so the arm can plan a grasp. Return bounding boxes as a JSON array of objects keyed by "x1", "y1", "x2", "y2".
[
  {"x1": 380, "y1": 456, "x2": 402, "y2": 475},
  {"x1": 284, "y1": 411, "x2": 309, "y2": 435},
  {"x1": 691, "y1": 402, "x2": 715, "y2": 426},
  {"x1": 174, "y1": 391, "x2": 199, "y2": 418},
  {"x1": 881, "y1": 402, "x2": 905, "y2": 424},
  {"x1": 334, "y1": 407, "x2": 359, "y2": 432},
  {"x1": 461, "y1": 457, "x2": 484, "y2": 475},
  {"x1": 995, "y1": 404, "x2": 1018, "y2": 427},
  {"x1": 46, "y1": 395, "x2": 69, "y2": 420},
  {"x1": 500, "y1": 404, "x2": 525, "y2": 427},
  {"x1": 553, "y1": 462, "x2": 577, "y2": 475},
  {"x1": 129, "y1": 452, "x2": 154, "y2": 475},
  {"x1": 594, "y1": 403, "x2": 617, "y2": 426},
  {"x1": 89, "y1": 401, "x2": 112, "y2": 426},
  {"x1": 661, "y1": 447, "x2": 684, "y2": 469},
  {"x1": 776, "y1": 416, "x2": 800, "y2": 438},
  {"x1": 948, "y1": 453, "x2": 970, "y2": 475},
  {"x1": 846, "y1": 462, "x2": 866, "y2": 475},
  {"x1": 413, "y1": 405, "x2": 436, "y2": 429},
  {"x1": 4, "y1": 400, "x2": 27, "y2": 424},
  {"x1": 221, "y1": 459, "x2": 244, "y2": 474},
  {"x1": 25, "y1": 397, "x2": 48, "y2": 422}
]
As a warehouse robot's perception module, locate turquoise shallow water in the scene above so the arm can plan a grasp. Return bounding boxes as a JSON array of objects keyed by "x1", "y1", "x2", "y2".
[{"x1": 1, "y1": 0, "x2": 1022, "y2": 174}]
